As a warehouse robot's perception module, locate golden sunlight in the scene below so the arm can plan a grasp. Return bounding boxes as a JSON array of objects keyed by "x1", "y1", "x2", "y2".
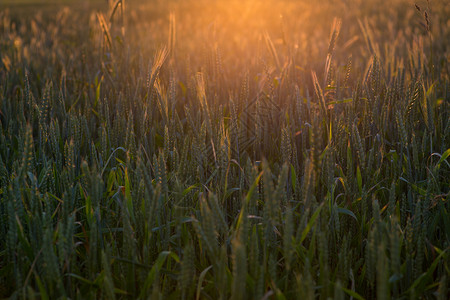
[{"x1": 0, "y1": 0, "x2": 449, "y2": 298}]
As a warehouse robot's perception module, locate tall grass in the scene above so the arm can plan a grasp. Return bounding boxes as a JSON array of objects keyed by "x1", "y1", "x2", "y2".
[{"x1": 0, "y1": 0, "x2": 449, "y2": 298}]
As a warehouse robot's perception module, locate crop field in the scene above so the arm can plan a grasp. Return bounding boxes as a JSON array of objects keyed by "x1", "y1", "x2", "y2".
[{"x1": 0, "y1": 0, "x2": 449, "y2": 299}]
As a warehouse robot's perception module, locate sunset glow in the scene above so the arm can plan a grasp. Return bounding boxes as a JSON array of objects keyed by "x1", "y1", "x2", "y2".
[{"x1": 0, "y1": 0, "x2": 448, "y2": 298}]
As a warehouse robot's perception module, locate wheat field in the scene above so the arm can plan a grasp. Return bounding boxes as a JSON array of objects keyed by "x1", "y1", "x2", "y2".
[{"x1": 0, "y1": 0, "x2": 449, "y2": 299}]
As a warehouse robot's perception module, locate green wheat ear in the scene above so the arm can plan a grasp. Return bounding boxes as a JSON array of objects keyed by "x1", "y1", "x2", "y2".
[
  {"x1": 231, "y1": 238, "x2": 247, "y2": 300},
  {"x1": 21, "y1": 125, "x2": 34, "y2": 174},
  {"x1": 180, "y1": 242, "x2": 195, "y2": 296}
]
